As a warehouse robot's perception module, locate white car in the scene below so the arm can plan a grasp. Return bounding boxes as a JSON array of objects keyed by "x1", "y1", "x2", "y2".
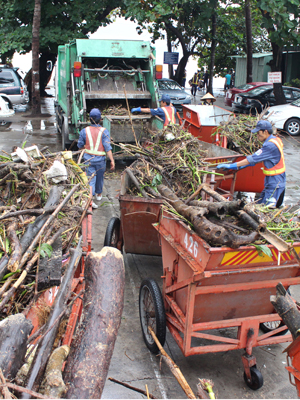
[
  {"x1": 265, "y1": 99, "x2": 300, "y2": 136},
  {"x1": 0, "y1": 94, "x2": 14, "y2": 118}
]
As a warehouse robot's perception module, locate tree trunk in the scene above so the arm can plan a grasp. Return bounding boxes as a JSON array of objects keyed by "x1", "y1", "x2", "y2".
[
  {"x1": 31, "y1": 0, "x2": 41, "y2": 115},
  {"x1": 245, "y1": 0, "x2": 253, "y2": 83},
  {"x1": 174, "y1": 53, "x2": 190, "y2": 86},
  {"x1": 207, "y1": 11, "x2": 217, "y2": 95},
  {"x1": 167, "y1": 34, "x2": 174, "y2": 80},
  {"x1": 271, "y1": 43, "x2": 286, "y2": 104},
  {"x1": 64, "y1": 247, "x2": 125, "y2": 399}
]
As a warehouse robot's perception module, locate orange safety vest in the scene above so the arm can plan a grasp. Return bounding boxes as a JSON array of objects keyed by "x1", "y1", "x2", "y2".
[
  {"x1": 162, "y1": 106, "x2": 176, "y2": 127},
  {"x1": 262, "y1": 137, "x2": 286, "y2": 176},
  {"x1": 85, "y1": 126, "x2": 106, "y2": 156}
]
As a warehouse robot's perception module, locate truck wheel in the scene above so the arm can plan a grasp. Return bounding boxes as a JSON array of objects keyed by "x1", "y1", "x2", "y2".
[
  {"x1": 284, "y1": 118, "x2": 300, "y2": 136},
  {"x1": 139, "y1": 279, "x2": 166, "y2": 354},
  {"x1": 61, "y1": 117, "x2": 70, "y2": 150},
  {"x1": 103, "y1": 217, "x2": 121, "y2": 248},
  {"x1": 244, "y1": 366, "x2": 263, "y2": 390}
]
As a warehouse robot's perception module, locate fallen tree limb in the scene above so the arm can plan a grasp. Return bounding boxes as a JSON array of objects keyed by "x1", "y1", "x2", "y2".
[
  {"x1": 108, "y1": 377, "x2": 157, "y2": 399},
  {"x1": 148, "y1": 326, "x2": 196, "y2": 399},
  {"x1": 125, "y1": 167, "x2": 149, "y2": 198},
  {"x1": 64, "y1": 247, "x2": 125, "y2": 399},
  {"x1": 0, "y1": 368, "x2": 12, "y2": 399},
  {"x1": 7, "y1": 222, "x2": 22, "y2": 272},
  {"x1": 22, "y1": 237, "x2": 83, "y2": 397},
  {"x1": 0, "y1": 382, "x2": 48, "y2": 399}
]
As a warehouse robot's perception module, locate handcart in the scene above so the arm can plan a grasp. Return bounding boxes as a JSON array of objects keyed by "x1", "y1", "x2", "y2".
[
  {"x1": 182, "y1": 104, "x2": 265, "y2": 194},
  {"x1": 139, "y1": 208, "x2": 300, "y2": 390},
  {"x1": 103, "y1": 141, "x2": 245, "y2": 254}
]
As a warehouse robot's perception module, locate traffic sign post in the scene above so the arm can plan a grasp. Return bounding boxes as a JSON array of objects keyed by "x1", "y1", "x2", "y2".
[
  {"x1": 268, "y1": 72, "x2": 282, "y2": 83},
  {"x1": 163, "y1": 52, "x2": 179, "y2": 65}
]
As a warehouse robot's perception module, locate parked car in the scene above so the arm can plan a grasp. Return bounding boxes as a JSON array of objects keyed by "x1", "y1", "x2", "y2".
[
  {"x1": 0, "y1": 94, "x2": 15, "y2": 118},
  {"x1": 157, "y1": 78, "x2": 192, "y2": 110},
  {"x1": 0, "y1": 65, "x2": 29, "y2": 106},
  {"x1": 225, "y1": 82, "x2": 271, "y2": 107},
  {"x1": 265, "y1": 99, "x2": 300, "y2": 136},
  {"x1": 232, "y1": 85, "x2": 300, "y2": 114}
]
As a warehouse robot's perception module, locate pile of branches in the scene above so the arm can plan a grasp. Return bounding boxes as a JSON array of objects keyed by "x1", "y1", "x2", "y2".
[
  {"x1": 215, "y1": 114, "x2": 264, "y2": 155},
  {"x1": 0, "y1": 146, "x2": 91, "y2": 320},
  {"x1": 119, "y1": 124, "x2": 214, "y2": 199}
]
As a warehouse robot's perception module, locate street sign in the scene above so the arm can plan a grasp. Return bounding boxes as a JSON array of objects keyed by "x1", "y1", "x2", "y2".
[
  {"x1": 268, "y1": 72, "x2": 282, "y2": 83},
  {"x1": 163, "y1": 52, "x2": 179, "y2": 65}
]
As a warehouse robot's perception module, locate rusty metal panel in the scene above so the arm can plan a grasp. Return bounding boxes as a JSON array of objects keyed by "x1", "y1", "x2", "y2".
[{"x1": 120, "y1": 195, "x2": 163, "y2": 255}]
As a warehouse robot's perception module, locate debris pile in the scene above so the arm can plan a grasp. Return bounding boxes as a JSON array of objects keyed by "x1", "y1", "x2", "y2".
[
  {"x1": 119, "y1": 125, "x2": 300, "y2": 249},
  {"x1": 0, "y1": 146, "x2": 91, "y2": 319}
]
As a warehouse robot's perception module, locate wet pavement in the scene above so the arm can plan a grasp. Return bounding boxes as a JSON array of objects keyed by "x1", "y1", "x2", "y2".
[{"x1": 2, "y1": 89, "x2": 300, "y2": 398}]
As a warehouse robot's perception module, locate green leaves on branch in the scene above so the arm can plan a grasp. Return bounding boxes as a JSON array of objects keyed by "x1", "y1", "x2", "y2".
[{"x1": 38, "y1": 243, "x2": 53, "y2": 259}]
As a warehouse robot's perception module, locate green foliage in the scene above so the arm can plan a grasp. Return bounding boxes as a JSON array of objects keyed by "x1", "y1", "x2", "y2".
[
  {"x1": 38, "y1": 243, "x2": 53, "y2": 259},
  {"x1": 284, "y1": 78, "x2": 300, "y2": 88},
  {"x1": 252, "y1": 244, "x2": 273, "y2": 258},
  {"x1": 0, "y1": 0, "x2": 123, "y2": 62}
]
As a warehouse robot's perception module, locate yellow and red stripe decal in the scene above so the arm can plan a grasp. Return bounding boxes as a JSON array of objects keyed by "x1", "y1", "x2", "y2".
[{"x1": 221, "y1": 246, "x2": 300, "y2": 266}]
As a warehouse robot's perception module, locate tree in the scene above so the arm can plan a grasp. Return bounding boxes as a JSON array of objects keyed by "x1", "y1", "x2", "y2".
[
  {"x1": 257, "y1": 0, "x2": 300, "y2": 103},
  {"x1": 0, "y1": 0, "x2": 123, "y2": 96},
  {"x1": 123, "y1": 0, "x2": 215, "y2": 85},
  {"x1": 245, "y1": 0, "x2": 253, "y2": 83},
  {"x1": 31, "y1": 0, "x2": 41, "y2": 115}
]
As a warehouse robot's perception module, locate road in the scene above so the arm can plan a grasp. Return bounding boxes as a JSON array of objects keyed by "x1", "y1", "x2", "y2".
[{"x1": 1, "y1": 91, "x2": 300, "y2": 398}]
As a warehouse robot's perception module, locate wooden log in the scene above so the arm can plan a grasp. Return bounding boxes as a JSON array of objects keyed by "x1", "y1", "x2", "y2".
[
  {"x1": 270, "y1": 282, "x2": 300, "y2": 340},
  {"x1": 6, "y1": 222, "x2": 22, "y2": 272},
  {"x1": 0, "y1": 186, "x2": 63, "y2": 281},
  {"x1": 157, "y1": 185, "x2": 258, "y2": 248},
  {"x1": 22, "y1": 238, "x2": 83, "y2": 398},
  {"x1": 125, "y1": 167, "x2": 149, "y2": 198},
  {"x1": 189, "y1": 200, "x2": 241, "y2": 219},
  {"x1": 41, "y1": 345, "x2": 70, "y2": 398},
  {"x1": 0, "y1": 314, "x2": 33, "y2": 380},
  {"x1": 37, "y1": 236, "x2": 62, "y2": 292},
  {"x1": 64, "y1": 247, "x2": 125, "y2": 399}
]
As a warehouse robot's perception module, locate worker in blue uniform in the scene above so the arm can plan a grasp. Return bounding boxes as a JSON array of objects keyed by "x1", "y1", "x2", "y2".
[
  {"x1": 131, "y1": 94, "x2": 176, "y2": 127},
  {"x1": 217, "y1": 120, "x2": 286, "y2": 208},
  {"x1": 78, "y1": 108, "x2": 115, "y2": 209}
]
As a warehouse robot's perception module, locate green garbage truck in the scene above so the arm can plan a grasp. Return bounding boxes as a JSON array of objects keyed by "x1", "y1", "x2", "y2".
[{"x1": 54, "y1": 39, "x2": 163, "y2": 150}]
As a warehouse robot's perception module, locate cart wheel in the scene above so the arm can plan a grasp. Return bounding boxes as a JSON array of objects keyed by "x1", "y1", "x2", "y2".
[
  {"x1": 260, "y1": 320, "x2": 288, "y2": 335},
  {"x1": 104, "y1": 217, "x2": 121, "y2": 248},
  {"x1": 139, "y1": 279, "x2": 166, "y2": 354},
  {"x1": 244, "y1": 366, "x2": 263, "y2": 390}
]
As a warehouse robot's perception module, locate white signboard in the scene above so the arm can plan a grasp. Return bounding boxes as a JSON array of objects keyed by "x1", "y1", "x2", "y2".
[{"x1": 268, "y1": 72, "x2": 282, "y2": 83}]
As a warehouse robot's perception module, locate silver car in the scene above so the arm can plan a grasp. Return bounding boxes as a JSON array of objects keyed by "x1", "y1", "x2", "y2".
[
  {"x1": 157, "y1": 78, "x2": 192, "y2": 110},
  {"x1": 0, "y1": 65, "x2": 29, "y2": 106}
]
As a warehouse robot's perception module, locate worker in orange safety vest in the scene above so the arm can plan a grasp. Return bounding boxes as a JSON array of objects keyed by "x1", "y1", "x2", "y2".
[
  {"x1": 78, "y1": 108, "x2": 115, "y2": 209},
  {"x1": 217, "y1": 120, "x2": 286, "y2": 208},
  {"x1": 131, "y1": 94, "x2": 176, "y2": 127}
]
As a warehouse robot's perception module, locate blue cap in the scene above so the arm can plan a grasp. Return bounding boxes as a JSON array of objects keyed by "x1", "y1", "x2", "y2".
[
  {"x1": 159, "y1": 94, "x2": 171, "y2": 104},
  {"x1": 251, "y1": 120, "x2": 273, "y2": 133},
  {"x1": 89, "y1": 108, "x2": 101, "y2": 122}
]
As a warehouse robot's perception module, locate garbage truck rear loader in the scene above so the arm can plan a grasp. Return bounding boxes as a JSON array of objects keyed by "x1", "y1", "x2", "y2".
[{"x1": 55, "y1": 39, "x2": 163, "y2": 150}]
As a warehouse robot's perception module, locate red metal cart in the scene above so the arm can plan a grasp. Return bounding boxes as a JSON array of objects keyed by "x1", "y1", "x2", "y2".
[
  {"x1": 26, "y1": 200, "x2": 92, "y2": 345},
  {"x1": 182, "y1": 104, "x2": 265, "y2": 194},
  {"x1": 139, "y1": 208, "x2": 300, "y2": 390}
]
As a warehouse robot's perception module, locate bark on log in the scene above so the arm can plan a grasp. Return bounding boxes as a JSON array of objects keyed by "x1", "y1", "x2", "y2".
[
  {"x1": 22, "y1": 238, "x2": 83, "y2": 398},
  {"x1": 189, "y1": 200, "x2": 241, "y2": 219},
  {"x1": 270, "y1": 283, "x2": 300, "y2": 340},
  {"x1": 64, "y1": 247, "x2": 125, "y2": 399},
  {"x1": 38, "y1": 236, "x2": 62, "y2": 291},
  {"x1": 157, "y1": 185, "x2": 258, "y2": 248},
  {"x1": 7, "y1": 222, "x2": 22, "y2": 272},
  {"x1": 41, "y1": 345, "x2": 70, "y2": 399},
  {"x1": 0, "y1": 314, "x2": 33, "y2": 380}
]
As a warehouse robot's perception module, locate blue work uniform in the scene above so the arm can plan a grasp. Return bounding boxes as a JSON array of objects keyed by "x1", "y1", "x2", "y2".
[
  {"x1": 246, "y1": 135, "x2": 286, "y2": 205},
  {"x1": 78, "y1": 124, "x2": 112, "y2": 196},
  {"x1": 149, "y1": 106, "x2": 177, "y2": 124}
]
